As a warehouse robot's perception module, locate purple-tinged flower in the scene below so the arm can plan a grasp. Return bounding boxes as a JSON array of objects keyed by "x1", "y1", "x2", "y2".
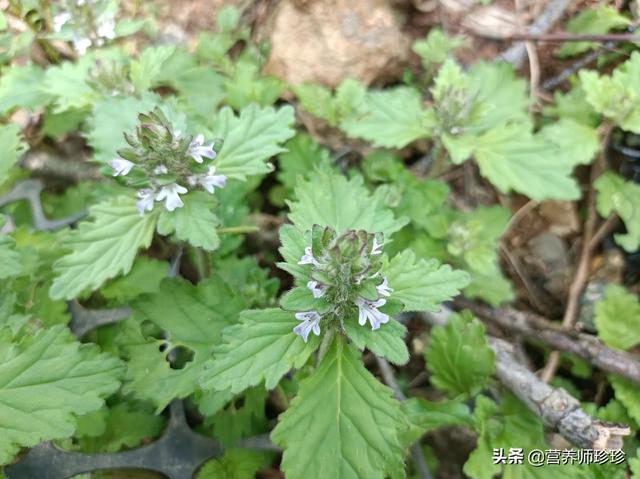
[
  {"x1": 376, "y1": 277, "x2": 393, "y2": 297},
  {"x1": 53, "y1": 12, "x2": 71, "y2": 32},
  {"x1": 371, "y1": 237, "x2": 384, "y2": 256},
  {"x1": 293, "y1": 311, "x2": 322, "y2": 342},
  {"x1": 153, "y1": 164, "x2": 168, "y2": 175},
  {"x1": 199, "y1": 166, "x2": 227, "y2": 193},
  {"x1": 355, "y1": 297, "x2": 389, "y2": 330},
  {"x1": 156, "y1": 183, "x2": 187, "y2": 211},
  {"x1": 307, "y1": 280, "x2": 326, "y2": 299},
  {"x1": 187, "y1": 134, "x2": 216, "y2": 163},
  {"x1": 73, "y1": 36, "x2": 92, "y2": 55},
  {"x1": 110, "y1": 158, "x2": 134, "y2": 176},
  {"x1": 97, "y1": 18, "x2": 116, "y2": 40},
  {"x1": 298, "y1": 247, "x2": 319, "y2": 266},
  {"x1": 136, "y1": 188, "x2": 155, "y2": 215}
]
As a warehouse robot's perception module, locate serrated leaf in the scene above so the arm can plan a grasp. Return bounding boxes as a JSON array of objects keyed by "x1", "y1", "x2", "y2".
[
  {"x1": 287, "y1": 168, "x2": 408, "y2": 237},
  {"x1": 595, "y1": 172, "x2": 640, "y2": 252},
  {"x1": 86, "y1": 93, "x2": 160, "y2": 163},
  {"x1": 198, "y1": 448, "x2": 271, "y2": 479},
  {"x1": 412, "y1": 28, "x2": 465, "y2": 68},
  {"x1": 455, "y1": 123, "x2": 583, "y2": 200},
  {"x1": 383, "y1": 249, "x2": 469, "y2": 312},
  {"x1": 271, "y1": 337, "x2": 406, "y2": 479},
  {"x1": 50, "y1": 197, "x2": 159, "y2": 300},
  {"x1": 200, "y1": 309, "x2": 320, "y2": 394},
  {"x1": 0, "y1": 236, "x2": 22, "y2": 279},
  {"x1": 123, "y1": 277, "x2": 240, "y2": 410},
  {"x1": 0, "y1": 123, "x2": 27, "y2": 185},
  {"x1": 538, "y1": 118, "x2": 599, "y2": 166},
  {"x1": 101, "y1": 256, "x2": 168, "y2": 302},
  {"x1": 130, "y1": 45, "x2": 176, "y2": 92},
  {"x1": 594, "y1": 284, "x2": 640, "y2": 350},
  {"x1": 344, "y1": 318, "x2": 409, "y2": 365},
  {"x1": 580, "y1": 52, "x2": 640, "y2": 133},
  {"x1": 157, "y1": 191, "x2": 220, "y2": 251},
  {"x1": 0, "y1": 63, "x2": 50, "y2": 114},
  {"x1": 403, "y1": 397, "x2": 472, "y2": 444},
  {"x1": 43, "y1": 57, "x2": 96, "y2": 113},
  {"x1": 293, "y1": 83, "x2": 338, "y2": 126},
  {"x1": 0, "y1": 326, "x2": 123, "y2": 464},
  {"x1": 276, "y1": 133, "x2": 331, "y2": 193},
  {"x1": 425, "y1": 311, "x2": 495, "y2": 397},
  {"x1": 340, "y1": 87, "x2": 435, "y2": 148},
  {"x1": 213, "y1": 104, "x2": 295, "y2": 179},
  {"x1": 558, "y1": 7, "x2": 630, "y2": 58},
  {"x1": 611, "y1": 375, "x2": 640, "y2": 424}
]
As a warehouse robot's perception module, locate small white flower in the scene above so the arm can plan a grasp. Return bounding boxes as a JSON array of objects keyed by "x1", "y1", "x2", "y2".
[
  {"x1": 72, "y1": 36, "x2": 92, "y2": 55},
  {"x1": 371, "y1": 237, "x2": 384, "y2": 256},
  {"x1": 110, "y1": 158, "x2": 134, "y2": 176},
  {"x1": 307, "y1": 280, "x2": 326, "y2": 299},
  {"x1": 156, "y1": 183, "x2": 188, "y2": 211},
  {"x1": 298, "y1": 247, "x2": 318, "y2": 266},
  {"x1": 97, "y1": 18, "x2": 116, "y2": 40},
  {"x1": 187, "y1": 134, "x2": 216, "y2": 163},
  {"x1": 199, "y1": 166, "x2": 227, "y2": 193},
  {"x1": 53, "y1": 12, "x2": 71, "y2": 33},
  {"x1": 376, "y1": 277, "x2": 393, "y2": 297},
  {"x1": 153, "y1": 165, "x2": 168, "y2": 175},
  {"x1": 293, "y1": 311, "x2": 322, "y2": 342},
  {"x1": 355, "y1": 297, "x2": 389, "y2": 330},
  {"x1": 136, "y1": 189, "x2": 155, "y2": 215}
]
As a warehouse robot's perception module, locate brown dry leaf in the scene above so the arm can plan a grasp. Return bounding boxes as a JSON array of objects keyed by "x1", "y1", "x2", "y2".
[
  {"x1": 539, "y1": 200, "x2": 581, "y2": 237},
  {"x1": 461, "y1": 5, "x2": 519, "y2": 38}
]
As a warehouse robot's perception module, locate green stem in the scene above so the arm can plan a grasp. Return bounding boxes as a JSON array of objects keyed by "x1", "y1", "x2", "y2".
[
  {"x1": 189, "y1": 246, "x2": 211, "y2": 280},
  {"x1": 316, "y1": 329, "x2": 335, "y2": 366},
  {"x1": 217, "y1": 225, "x2": 259, "y2": 235}
]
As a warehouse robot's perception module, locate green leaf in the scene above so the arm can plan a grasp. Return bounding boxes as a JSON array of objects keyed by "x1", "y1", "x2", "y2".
[
  {"x1": 224, "y1": 61, "x2": 284, "y2": 110},
  {"x1": 50, "y1": 197, "x2": 160, "y2": 300},
  {"x1": 198, "y1": 448, "x2": 271, "y2": 479},
  {"x1": 595, "y1": 172, "x2": 640, "y2": 252},
  {"x1": 425, "y1": 311, "x2": 495, "y2": 397},
  {"x1": 344, "y1": 318, "x2": 409, "y2": 365},
  {"x1": 537, "y1": 118, "x2": 599, "y2": 167},
  {"x1": 558, "y1": 7, "x2": 630, "y2": 57},
  {"x1": 0, "y1": 236, "x2": 23, "y2": 279},
  {"x1": 43, "y1": 57, "x2": 96, "y2": 113},
  {"x1": 288, "y1": 168, "x2": 408, "y2": 238},
  {"x1": 412, "y1": 28, "x2": 465, "y2": 68},
  {"x1": 383, "y1": 249, "x2": 469, "y2": 312},
  {"x1": 610, "y1": 375, "x2": 640, "y2": 424},
  {"x1": 130, "y1": 45, "x2": 176, "y2": 92},
  {"x1": 73, "y1": 401, "x2": 164, "y2": 453},
  {"x1": 200, "y1": 309, "x2": 320, "y2": 394},
  {"x1": 157, "y1": 191, "x2": 220, "y2": 251},
  {"x1": 271, "y1": 337, "x2": 406, "y2": 479},
  {"x1": 0, "y1": 123, "x2": 27, "y2": 185},
  {"x1": 86, "y1": 93, "x2": 159, "y2": 163},
  {"x1": 580, "y1": 52, "x2": 640, "y2": 133},
  {"x1": 457, "y1": 123, "x2": 583, "y2": 200},
  {"x1": 123, "y1": 276, "x2": 240, "y2": 410},
  {"x1": 276, "y1": 133, "x2": 331, "y2": 193},
  {"x1": 594, "y1": 284, "x2": 640, "y2": 350},
  {"x1": 213, "y1": 104, "x2": 296, "y2": 180},
  {"x1": 293, "y1": 83, "x2": 338, "y2": 126},
  {"x1": 403, "y1": 397, "x2": 472, "y2": 444},
  {"x1": 0, "y1": 63, "x2": 50, "y2": 114},
  {"x1": 101, "y1": 256, "x2": 168, "y2": 302},
  {"x1": 0, "y1": 326, "x2": 123, "y2": 464},
  {"x1": 340, "y1": 87, "x2": 435, "y2": 148}
]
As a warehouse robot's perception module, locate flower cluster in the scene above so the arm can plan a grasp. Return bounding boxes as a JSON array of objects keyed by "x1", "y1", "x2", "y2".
[
  {"x1": 108, "y1": 108, "x2": 226, "y2": 214},
  {"x1": 52, "y1": 0, "x2": 117, "y2": 54},
  {"x1": 292, "y1": 225, "x2": 393, "y2": 342}
]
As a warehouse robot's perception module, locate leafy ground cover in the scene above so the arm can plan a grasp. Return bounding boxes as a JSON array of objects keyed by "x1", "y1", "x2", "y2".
[{"x1": 0, "y1": 1, "x2": 640, "y2": 478}]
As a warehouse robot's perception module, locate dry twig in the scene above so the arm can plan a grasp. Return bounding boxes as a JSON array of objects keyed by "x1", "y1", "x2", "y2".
[{"x1": 420, "y1": 309, "x2": 630, "y2": 449}]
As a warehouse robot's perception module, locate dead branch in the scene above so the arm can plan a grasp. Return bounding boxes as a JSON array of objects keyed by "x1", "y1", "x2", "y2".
[
  {"x1": 420, "y1": 308, "x2": 630, "y2": 450},
  {"x1": 0, "y1": 179, "x2": 88, "y2": 231},
  {"x1": 376, "y1": 357, "x2": 433, "y2": 479},
  {"x1": 455, "y1": 299, "x2": 640, "y2": 384},
  {"x1": 499, "y1": 0, "x2": 571, "y2": 68}
]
